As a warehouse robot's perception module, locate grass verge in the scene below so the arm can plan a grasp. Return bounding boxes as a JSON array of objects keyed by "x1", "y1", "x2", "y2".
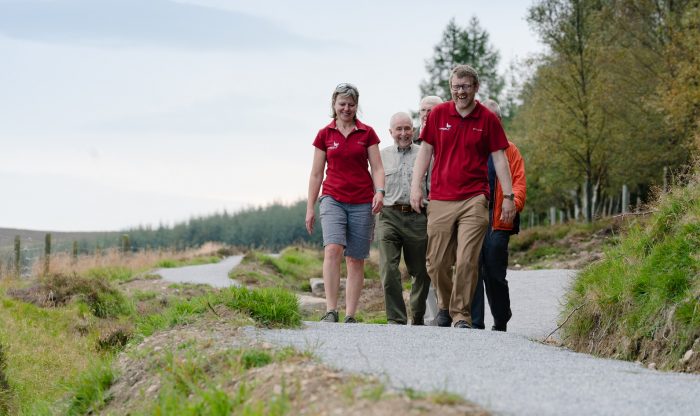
[{"x1": 561, "y1": 170, "x2": 700, "y2": 371}]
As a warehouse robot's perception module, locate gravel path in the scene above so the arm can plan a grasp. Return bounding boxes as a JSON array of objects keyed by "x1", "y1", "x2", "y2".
[
  {"x1": 155, "y1": 255, "x2": 243, "y2": 288},
  {"x1": 243, "y1": 269, "x2": 700, "y2": 416}
]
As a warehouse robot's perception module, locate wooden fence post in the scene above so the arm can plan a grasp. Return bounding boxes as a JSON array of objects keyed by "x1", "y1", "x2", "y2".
[
  {"x1": 13, "y1": 236, "x2": 20, "y2": 278},
  {"x1": 121, "y1": 234, "x2": 130, "y2": 255},
  {"x1": 663, "y1": 166, "x2": 669, "y2": 192},
  {"x1": 44, "y1": 233, "x2": 52, "y2": 276},
  {"x1": 622, "y1": 184, "x2": 630, "y2": 214},
  {"x1": 72, "y1": 241, "x2": 79, "y2": 264}
]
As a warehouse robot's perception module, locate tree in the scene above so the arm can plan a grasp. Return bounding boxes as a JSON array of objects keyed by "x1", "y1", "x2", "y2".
[
  {"x1": 420, "y1": 17, "x2": 504, "y2": 102},
  {"x1": 522, "y1": 0, "x2": 610, "y2": 222}
]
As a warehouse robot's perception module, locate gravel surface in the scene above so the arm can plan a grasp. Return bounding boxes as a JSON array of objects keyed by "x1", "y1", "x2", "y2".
[
  {"x1": 244, "y1": 269, "x2": 700, "y2": 416},
  {"x1": 155, "y1": 255, "x2": 243, "y2": 288}
]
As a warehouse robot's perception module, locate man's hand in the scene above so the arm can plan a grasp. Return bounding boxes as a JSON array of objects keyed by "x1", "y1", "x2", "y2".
[
  {"x1": 500, "y1": 198, "x2": 516, "y2": 224},
  {"x1": 410, "y1": 187, "x2": 424, "y2": 214},
  {"x1": 372, "y1": 192, "x2": 384, "y2": 214},
  {"x1": 305, "y1": 209, "x2": 315, "y2": 234}
]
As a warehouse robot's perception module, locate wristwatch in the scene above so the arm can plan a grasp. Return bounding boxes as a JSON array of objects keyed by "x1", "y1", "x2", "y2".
[{"x1": 503, "y1": 193, "x2": 515, "y2": 201}]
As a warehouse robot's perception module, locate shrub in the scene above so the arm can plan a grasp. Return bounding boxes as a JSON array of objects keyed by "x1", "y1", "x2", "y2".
[
  {"x1": 217, "y1": 287, "x2": 301, "y2": 328},
  {"x1": 7, "y1": 273, "x2": 133, "y2": 318}
]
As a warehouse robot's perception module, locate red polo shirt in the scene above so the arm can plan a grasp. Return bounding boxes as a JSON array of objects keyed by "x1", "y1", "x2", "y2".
[
  {"x1": 313, "y1": 119, "x2": 380, "y2": 204},
  {"x1": 420, "y1": 100, "x2": 508, "y2": 201}
]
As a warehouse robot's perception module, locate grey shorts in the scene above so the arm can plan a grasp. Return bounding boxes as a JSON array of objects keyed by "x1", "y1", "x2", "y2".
[{"x1": 319, "y1": 195, "x2": 374, "y2": 259}]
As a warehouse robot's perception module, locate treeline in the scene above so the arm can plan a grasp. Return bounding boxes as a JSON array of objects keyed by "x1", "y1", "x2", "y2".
[
  {"x1": 511, "y1": 0, "x2": 699, "y2": 221},
  {"x1": 122, "y1": 200, "x2": 321, "y2": 251}
]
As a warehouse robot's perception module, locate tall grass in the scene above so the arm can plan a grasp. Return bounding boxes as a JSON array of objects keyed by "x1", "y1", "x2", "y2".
[
  {"x1": 562, "y1": 169, "x2": 700, "y2": 370},
  {"x1": 31, "y1": 242, "x2": 231, "y2": 278}
]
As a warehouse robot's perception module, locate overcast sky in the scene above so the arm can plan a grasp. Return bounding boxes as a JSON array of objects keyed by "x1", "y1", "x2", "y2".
[{"x1": 0, "y1": 0, "x2": 543, "y2": 231}]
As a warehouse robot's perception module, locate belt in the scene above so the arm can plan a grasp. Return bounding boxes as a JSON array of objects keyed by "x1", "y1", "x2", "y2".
[{"x1": 388, "y1": 204, "x2": 424, "y2": 214}]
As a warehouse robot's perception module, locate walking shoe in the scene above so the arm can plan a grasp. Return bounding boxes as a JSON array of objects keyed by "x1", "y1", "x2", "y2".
[
  {"x1": 436, "y1": 309, "x2": 452, "y2": 327},
  {"x1": 454, "y1": 320, "x2": 471, "y2": 329},
  {"x1": 320, "y1": 310, "x2": 339, "y2": 323},
  {"x1": 344, "y1": 315, "x2": 357, "y2": 323},
  {"x1": 491, "y1": 324, "x2": 507, "y2": 332},
  {"x1": 387, "y1": 320, "x2": 404, "y2": 325},
  {"x1": 411, "y1": 317, "x2": 424, "y2": 326}
]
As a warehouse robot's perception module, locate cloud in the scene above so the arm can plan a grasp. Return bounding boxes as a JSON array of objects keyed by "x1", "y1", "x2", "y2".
[{"x1": 0, "y1": 0, "x2": 315, "y2": 50}]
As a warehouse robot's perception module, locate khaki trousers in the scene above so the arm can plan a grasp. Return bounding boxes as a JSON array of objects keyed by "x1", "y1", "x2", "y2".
[{"x1": 426, "y1": 195, "x2": 489, "y2": 324}]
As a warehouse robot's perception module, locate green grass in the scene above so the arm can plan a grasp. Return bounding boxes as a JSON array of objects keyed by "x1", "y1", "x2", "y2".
[
  {"x1": 85, "y1": 266, "x2": 134, "y2": 282},
  {"x1": 215, "y1": 287, "x2": 301, "y2": 328},
  {"x1": 0, "y1": 284, "x2": 103, "y2": 415},
  {"x1": 562, "y1": 171, "x2": 700, "y2": 370},
  {"x1": 147, "y1": 345, "x2": 294, "y2": 416},
  {"x1": 65, "y1": 361, "x2": 114, "y2": 416},
  {"x1": 155, "y1": 256, "x2": 221, "y2": 268},
  {"x1": 509, "y1": 218, "x2": 616, "y2": 266}
]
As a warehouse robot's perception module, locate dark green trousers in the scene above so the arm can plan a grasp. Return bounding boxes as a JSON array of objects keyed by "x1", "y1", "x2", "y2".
[{"x1": 377, "y1": 208, "x2": 431, "y2": 324}]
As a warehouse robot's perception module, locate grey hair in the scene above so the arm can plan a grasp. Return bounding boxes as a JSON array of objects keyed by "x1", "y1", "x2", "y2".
[
  {"x1": 420, "y1": 95, "x2": 443, "y2": 107},
  {"x1": 331, "y1": 83, "x2": 359, "y2": 119},
  {"x1": 482, "y1": 98, "x2": 502, "y2": 119},
  {"x1": 449, "y1": 64, "x2": 480, "y2": 87}
]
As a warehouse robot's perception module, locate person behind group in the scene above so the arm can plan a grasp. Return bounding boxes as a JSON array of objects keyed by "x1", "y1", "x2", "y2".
[
  {"x1": 306, "y1": 83, "x2": 385, "y2": 324},
  {"x1": 471, "y1": 99, "x2": 527, "y2": 332},
  {"x1": 413, "y1": 95, "x2": 443, "y2": 144},
  {"x1": 377, "y1": 112, "x2": 430, "y2": 325},
  {"x1": 409, "y1": 64, "x2": 516, "y2": 329},
  {"x1": 413, "y1": 95, "x2": 443, "y2": 325}
]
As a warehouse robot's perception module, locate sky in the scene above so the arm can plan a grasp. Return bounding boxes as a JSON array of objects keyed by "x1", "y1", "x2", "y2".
[{"x1": 0, "y1": 0, "x2": 543, "y2": 232}]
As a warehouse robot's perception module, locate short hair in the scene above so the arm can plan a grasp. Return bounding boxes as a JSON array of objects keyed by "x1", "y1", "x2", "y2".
[
  {"x1": 449, "y1": 65, "x2": 479, "y2": 87},
  {"x1": 331, "y1": 83, "x2": 359, "y2": 119},
  {"x1": 420, "y1": 95, "x2": 443, "y2": 107},
  {"x1": 482, "y1": 99, "x2": 502, "y2": 119},
  {"x1": 389, "y1": 112, "x2": 412, "y2": 128}
]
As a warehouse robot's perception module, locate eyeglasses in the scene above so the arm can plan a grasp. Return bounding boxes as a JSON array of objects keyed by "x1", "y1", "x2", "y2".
[
  {"x1": 336, "y1": 83, "x2": 358, "y2": 93},
  {"x1": 450, "y1": 83, "x2": 475, "y2": 92}
]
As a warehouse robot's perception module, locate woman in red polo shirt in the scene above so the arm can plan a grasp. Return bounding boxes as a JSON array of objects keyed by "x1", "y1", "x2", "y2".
[{"x1": 305, "y1": 83, "x2": 385, "y2": 324}]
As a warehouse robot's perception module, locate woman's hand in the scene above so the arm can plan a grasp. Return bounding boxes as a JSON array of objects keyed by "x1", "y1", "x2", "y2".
[
  {"x1": 305, "y1": 209, "x2": 315, "y2": 234},
  {"x1": 372, "y1": 192, "x2": 384, "y2": 214}
]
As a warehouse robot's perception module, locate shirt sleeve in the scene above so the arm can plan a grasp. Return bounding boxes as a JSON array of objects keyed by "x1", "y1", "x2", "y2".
[
  {"x1": 367, "y1": 127, "x2": 380, "y2": 146},
  {"x1": 487, "y1": 113, "x2": 509, "y2": 153},
  {"x1": 420, "y1": 110, "x2": 437, "y2": 145},
  {"x1": 312, "y1": 129, "x2": 327, "y2": 150}
]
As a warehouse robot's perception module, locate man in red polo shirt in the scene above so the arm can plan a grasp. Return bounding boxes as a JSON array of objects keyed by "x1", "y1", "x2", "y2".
[{"x1": 409, "y1": 64, "x2": 516, "y2": 329}]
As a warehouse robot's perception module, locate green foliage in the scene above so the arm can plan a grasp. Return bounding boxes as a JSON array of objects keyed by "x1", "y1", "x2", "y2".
[
  {"x1": 66, "y1": 362, "x2": 114, "y2": 416},
  {"x1": 0, "y1": 342, "x2": 12, "y2": 416},
  {"x1": 420, "y1": 16, "x2": 504, "y2": 102},
  {"x1": 513, "y1": 0, "x2": 697, "y2": 217},
  {"x1": 155, "y1": 256, "x2": 221, "y2": 269},
  {"x1": 240, "y1": 349, "x2": 272, "y2": 369},
  {"x1": 148, "y1": 344, "x2": 298, "y2": 416},
  {"x1": 216, "y1": 287, "x2": 301, "y2": 328},
  {"x1": 562, "y1": 169, "x2": 700, "y2": 369},
  {"x1": 125, "y1": 200, "x2": 323, "y2": 252},
  {"x1": 509, "y1": 219, "x2": 615, "y2": 266},
  {"x1": 85, "y1": 266, "x2": 134, "y2": 282},
  {"x1": 231, "y1": 247, "x2": 323, "y2": 290}
]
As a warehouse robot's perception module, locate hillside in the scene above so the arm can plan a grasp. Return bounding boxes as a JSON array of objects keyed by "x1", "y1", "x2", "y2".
[{"x1": 561, "y1": 167, "x2": 700, "y2": 372}]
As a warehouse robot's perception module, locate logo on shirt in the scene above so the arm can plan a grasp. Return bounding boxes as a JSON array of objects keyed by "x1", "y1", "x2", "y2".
[
  {"x1": 473, "y1": 128, "x2": 483, "y2": 132},
  {"x1": 328, "y1": 141, "x2": 339, "y2": 150},
  {"x1": 357, "y1": 140, "x2": 366, "y2": 146},
  {"x1": 439, "y1": 123, "x2": 452, "y2": 131}
]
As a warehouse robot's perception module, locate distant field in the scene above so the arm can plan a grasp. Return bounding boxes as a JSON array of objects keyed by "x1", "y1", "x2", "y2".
[{"x1": 0, "y1": 227, "x2": 120, "y2": 258}]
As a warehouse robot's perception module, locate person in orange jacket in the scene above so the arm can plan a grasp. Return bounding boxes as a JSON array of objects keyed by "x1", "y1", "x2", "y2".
[{"x1": 471, "y1": 99, "x2": 526, "y2": 331}]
